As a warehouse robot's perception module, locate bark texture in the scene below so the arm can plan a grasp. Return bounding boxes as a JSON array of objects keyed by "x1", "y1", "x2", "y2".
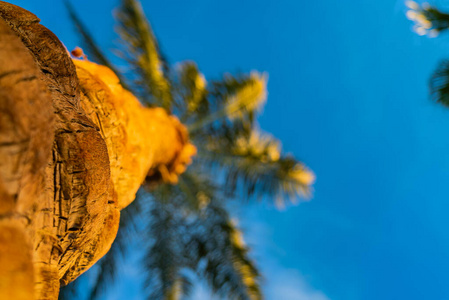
[{"x1": 0, "y1": 2, "x2": 195, "y2": 299}]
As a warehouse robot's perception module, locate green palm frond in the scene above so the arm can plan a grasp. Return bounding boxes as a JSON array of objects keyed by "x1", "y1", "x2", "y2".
[
  {"x1": 226, "y1": 218, "x2": 262, "y2": 300},
  {"x1": 188, "y1": 72, "x2": 266, "y2": 132},
  {"x1": 143, "y1": 169, "x2": 216, "y2": 214},
  {"x1": 176, "y1": 170, "x2": 217, "y2": 212},
  {"x1": 115, "y1": 0, "x2": 172, "y2": 109},
  {"x1": 144, "y1": 187, "x2": 184, "y2": 300},
  {"x1": 163, "y1": 274, "x2": 193, "y2": 300},
  {"x1": 64, "y1": 0, "x2": 131, "y2": 91},
  {"x1": 185, "y1": 200, "x2": 262, "y2": 300},
  {"x1": 142, "y1": 173, "x2": 217, "y2": 300},
  {"x1": 144, "y1": 173, "x2": 262, "y2": 300},
  {"x1": 158, "y1": 173, "x2": 262, "y2": 299},
  {"x1": 175, "y1": 62, "x2": 209, "y2": 120},
  {"x1": 430, "y1": 60, "x2": 449, "y2": 107},
  {"x1": 198, "y1": 130, "x2": 314, "y2": 207}
]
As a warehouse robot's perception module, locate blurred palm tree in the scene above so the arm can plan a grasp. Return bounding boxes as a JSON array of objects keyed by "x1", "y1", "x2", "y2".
[
  {"x1": 60, "y1": 0, "x2": 314, "y2": 299},
  {"x1": 405, "y1": 1, "x2": 449, "y2": 107}
]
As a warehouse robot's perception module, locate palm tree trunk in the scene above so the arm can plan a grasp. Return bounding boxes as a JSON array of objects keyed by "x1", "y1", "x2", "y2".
[{"x1": 0, "y1": 2, "x2": 194, "y2": 299}]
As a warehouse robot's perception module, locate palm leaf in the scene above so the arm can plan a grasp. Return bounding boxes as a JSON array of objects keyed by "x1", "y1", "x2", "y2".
[
  {"x1": 198, "y1": 131, "x2": 314, "y2": 207},
  {"x1": 430, "y1": 60, "x2": 449, "y2": 107},
  {"x1": 185, "y1": 200, "x2": 262, "y2": 300},
  {"x1": 188, "y1": 72, "x2": 266, "y2": 132},
  {"x1": 143, "y1": 172, "x2": 262, "y2": 300},
  {"x1": 144, "y1": 191, "x2": 183, "y2": 300},
  {"x1": 115, "y1": 0, "x2": 172, "y2": 109},
  {"x1": 174, "y1": 61, "x2": 209, "y2": 121},
  {"x1": 176, "y1": 170, "x2": 218, "y2": 212},
  {"x1": 64, "y1": 0, "x2": 131, "y2": 91},
  {"x1": 163, "y1": 274, "x2": 193, "y2": 300},
  {"x1": 165, "y1": 173, "x2": 262, "y2": 299}
]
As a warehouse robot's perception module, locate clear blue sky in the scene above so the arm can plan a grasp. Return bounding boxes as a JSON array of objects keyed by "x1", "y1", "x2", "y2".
[{"x1": 9, "y1": 0, "x2": 449, "y2": 299}]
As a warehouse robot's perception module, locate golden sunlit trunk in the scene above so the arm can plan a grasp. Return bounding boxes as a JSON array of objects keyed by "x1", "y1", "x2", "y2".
[
  {"x1": 74, "y1": 59, "x2": 196, "y2": 210},
  {"x1": 0, "y1": 2, "x2": 195, "y2": 299}
]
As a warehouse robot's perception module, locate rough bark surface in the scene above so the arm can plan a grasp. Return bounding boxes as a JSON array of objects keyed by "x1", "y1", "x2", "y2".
[
  {"x1": 74, "y1": 59, "x2": 196, "y2": 210},
  {"x1": 0, "y1": 2, "x2": 195, "y2": 299}
]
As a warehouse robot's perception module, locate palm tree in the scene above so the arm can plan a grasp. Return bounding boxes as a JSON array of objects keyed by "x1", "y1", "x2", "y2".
[
  {"x1": 405, "y1": 1, "x2": 449, "y2": 107},
  {"x1": 60, "y1": 0, "x2": 315, "y2": 299}
]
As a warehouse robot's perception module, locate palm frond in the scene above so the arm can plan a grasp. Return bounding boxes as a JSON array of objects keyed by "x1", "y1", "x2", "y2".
[
  {"x1": 163, "y1": 274, "x2": 194, "y2": 300},
  {"x1": 185, "y1": 200, "x2": 262, "y2": 300},
  {"x1": 141, "y1": 176, "x2": 209, "y2": 300},
  {"x1": 144, "y1": 189, "x2": 183, "y2": 300},
  {"x1": 143, "y1": 172, "x2": 263, "y2": 300},
  {"x1": 430, "y1": 60, "x2": 449, "y2": 107},
  {"x1": 115, "y1": 0, "x2": 172, "y2": 109},
  {"x1": 177, "y1": 273, "x2": 194, "y2": 299},
  {"x1": 170, "y1": 173, "x2": 262, "y2": 299},
  {"x1": 176, "y1": 170, "x2": 218, "y2": 212},
  {"x1": 175, "y1": 61, "x2": 209, "y2": 120},
  {"x1": 226, "y1": 218, "x2": 262, "y2": 300},
  {"x1": 64, "y1": 0, "x2": 131, "y2": 91},
  {"x1": 188, "y1": 72, "x2": 267, "y2": 132},
  {"x1": 198, "y1": 131, "x2": 314, "y2": 207}
]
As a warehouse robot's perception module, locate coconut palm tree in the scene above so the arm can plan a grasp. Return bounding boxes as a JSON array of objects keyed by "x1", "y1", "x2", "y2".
[{"x1": 60, "y1": 0, "x2": 315, "y2": 299}]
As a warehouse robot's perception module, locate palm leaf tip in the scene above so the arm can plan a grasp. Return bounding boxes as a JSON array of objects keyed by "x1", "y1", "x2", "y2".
[
  {"x1": 229, "y1": 218, "x2": 246, "y2": 249},
  {"x1": 278, "y1": 156, "x2": 315, "y2": 204},
  {"x1": 288, "y1": 163, "x2": 315, "y2": 192},
  {"x1": 178, "y1": 61, "x2": 208, "y2": 112},
  {"x1": 226, "y1": 71, "x2": 268, "y2": 119},
  {"x1": 232, "y1": 131, "x2": 316, "y2": 194}
]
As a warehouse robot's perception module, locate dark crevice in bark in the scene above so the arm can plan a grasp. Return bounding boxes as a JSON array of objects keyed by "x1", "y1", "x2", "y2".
[
  {"x1": 15, "y1": 75, "x2": 37, "y2": 83},
  {"x1": 0, "y1": 69, "x2": 24, "y2": 80}
]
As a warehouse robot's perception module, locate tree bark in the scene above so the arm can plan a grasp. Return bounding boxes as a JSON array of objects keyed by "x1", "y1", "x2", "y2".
[{"x1": 0, "y1": 2, "x2": 195, "y2": 299}]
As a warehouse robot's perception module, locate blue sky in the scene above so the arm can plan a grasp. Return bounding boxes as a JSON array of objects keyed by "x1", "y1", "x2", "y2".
[{"x1": 9, "y1": 0, "x2": 449, "y2": 299}]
